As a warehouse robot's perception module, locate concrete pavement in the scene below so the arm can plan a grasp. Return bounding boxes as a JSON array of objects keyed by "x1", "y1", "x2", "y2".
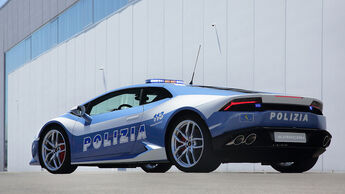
[{"x1": 0, "y1": 171, "x2": 344, "y2": 194}]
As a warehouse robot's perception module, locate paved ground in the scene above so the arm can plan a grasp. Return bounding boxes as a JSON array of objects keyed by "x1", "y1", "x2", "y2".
[{"x1": 0, "y1": 171, "x2": 344, "y2": 194}]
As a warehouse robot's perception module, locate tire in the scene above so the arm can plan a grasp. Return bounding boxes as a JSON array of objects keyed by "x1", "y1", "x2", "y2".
[
  {"x1": 271, "y1": 157, "x2": 318, "y2": 173},
  {"x1": 39, "y1": 127, "x2": 77, "y2": 174},
  {"x1": 166, "y1": 114, "x2": 220, "y2": 172},
  {"x1": 141, "y1": 163, "x2": 172, "y2": 173}
]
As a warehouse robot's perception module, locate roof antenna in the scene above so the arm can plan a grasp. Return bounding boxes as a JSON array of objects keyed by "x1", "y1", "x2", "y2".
[{"x1": 189, "y1": 44, "x2": 202, "y2": 85}]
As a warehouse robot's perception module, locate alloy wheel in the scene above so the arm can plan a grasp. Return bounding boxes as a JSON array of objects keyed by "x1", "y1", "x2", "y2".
[
  {"x1": 41, "y1": 129, "x2": 66, "y2": 171},
  {"x1": 171, "y1": 120, "x2": 204, "y2": 168}
]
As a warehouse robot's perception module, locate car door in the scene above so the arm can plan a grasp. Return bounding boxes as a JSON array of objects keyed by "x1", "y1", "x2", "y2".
[
  {"x1": 131, "y1": 87, "x2": 173, "y2": 156},
  {"x1": 72, "y1": 88, "x2": 143, "y2": 161}
]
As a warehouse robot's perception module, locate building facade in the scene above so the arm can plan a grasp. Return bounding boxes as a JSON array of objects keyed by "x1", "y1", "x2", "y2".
[
  {"x1": 0, "y1": 0, "x2": 80, "y2": 171},
  {"x1": 1, "y1": 0, "x2": 345, "y2": 172}
]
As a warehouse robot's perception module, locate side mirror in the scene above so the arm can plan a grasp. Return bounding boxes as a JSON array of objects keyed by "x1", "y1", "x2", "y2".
[
  {"x1": 77, "y1": 105, "x2": 92, "y2": 125},
  {"x1": 77, "y1": 105, "x2": 86, "y2": 116}
]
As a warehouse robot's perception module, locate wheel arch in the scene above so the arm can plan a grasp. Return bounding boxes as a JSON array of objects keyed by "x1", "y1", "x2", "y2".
[
  {"x1": 37, "y1": 121, "x2": 71, "y2": 167},
  {"x1": 38, "y1": 121, "x2": 69, "y2": 139},
  {"x1": 163, "y1": 107, "x2": 209, "y2": 161}
]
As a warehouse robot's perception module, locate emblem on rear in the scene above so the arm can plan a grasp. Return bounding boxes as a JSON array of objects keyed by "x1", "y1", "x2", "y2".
[
  {"x1": 240, "y1": 113, "x2": 254, "y2": 122},
  {"x1": 269, "y1": 112, "x2": 308, "y2": 122}
]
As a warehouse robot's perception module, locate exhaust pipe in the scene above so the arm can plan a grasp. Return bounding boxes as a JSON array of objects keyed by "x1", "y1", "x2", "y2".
[
  {"x1": 323, "y1": 135, "x2": 331, "y2": 147},
  {"x1": 245, "y1": 133, "x2": 256, "y2": 145},
  {"x1": 226, "y1": 135, "x2": 245, "y2": 146}
]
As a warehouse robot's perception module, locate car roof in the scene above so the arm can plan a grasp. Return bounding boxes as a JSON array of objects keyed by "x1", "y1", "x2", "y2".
[{"x1": 80, "y1": 83, "x2": 261, "y2": 106}]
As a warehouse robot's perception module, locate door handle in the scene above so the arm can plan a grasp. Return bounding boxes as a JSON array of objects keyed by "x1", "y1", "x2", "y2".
[{"x1": 126, "y1": 114, "x2": 140, "y2": 121}]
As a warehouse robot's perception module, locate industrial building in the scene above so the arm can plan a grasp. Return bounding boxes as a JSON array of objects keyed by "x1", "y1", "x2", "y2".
[{"x1": 0, "y1": 0, "x2": 344, "y2": 172}]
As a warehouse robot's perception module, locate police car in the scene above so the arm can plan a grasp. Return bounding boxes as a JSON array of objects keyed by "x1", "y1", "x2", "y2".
[{"x1": 30, "y1": 79, "x2": 331, "y2": 173}]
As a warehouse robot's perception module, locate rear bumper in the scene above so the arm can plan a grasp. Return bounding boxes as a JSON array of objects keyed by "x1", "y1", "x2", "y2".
[{"x1": 212, "y1": 127, "x2": 331, "y2": 163}]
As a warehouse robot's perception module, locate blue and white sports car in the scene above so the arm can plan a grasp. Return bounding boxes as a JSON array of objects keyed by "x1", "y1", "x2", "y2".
[{"x1": 30, "y1": 79, "x2": 331, "y2": 173}]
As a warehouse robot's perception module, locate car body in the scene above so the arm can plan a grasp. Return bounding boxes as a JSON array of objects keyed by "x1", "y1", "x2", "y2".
[{"x1": 30, "y1": 79, "x2": 331, "y2": 173}]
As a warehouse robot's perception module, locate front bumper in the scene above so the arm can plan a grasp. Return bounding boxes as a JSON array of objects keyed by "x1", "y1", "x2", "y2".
[
  {"x1": 29, "y1": 138, "x2": 40, "y2": 166},
  {"x1": 212, "y1": 127, "x2": 331, "y2": 163}
]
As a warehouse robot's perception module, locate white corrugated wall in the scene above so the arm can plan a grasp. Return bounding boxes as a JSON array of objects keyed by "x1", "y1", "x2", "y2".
[{"x1": 7, "y1": 0, "x2": 345, "y2": 172}]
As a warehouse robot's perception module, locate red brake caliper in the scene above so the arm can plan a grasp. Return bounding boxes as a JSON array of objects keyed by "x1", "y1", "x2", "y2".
[
  {"x1": 59, "y1": 144, "x2": 65, "y2": 162},
  {"x1": 178, "y1": 134, "x2": 186, "y2": 154}
]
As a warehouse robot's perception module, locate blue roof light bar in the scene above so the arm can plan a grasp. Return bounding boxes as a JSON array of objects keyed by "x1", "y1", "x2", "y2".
[{"x1": 145, "y1": 79, "x2": 185, "y2": 84}]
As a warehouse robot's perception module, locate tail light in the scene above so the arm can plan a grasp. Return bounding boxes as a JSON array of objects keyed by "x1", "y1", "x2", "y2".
[
  {"x1": 310, "y1": 101, "x2": 323, "y2": 114},
  {"x1": 220, "y1": 97, "x2": 262, "y2": 111}
]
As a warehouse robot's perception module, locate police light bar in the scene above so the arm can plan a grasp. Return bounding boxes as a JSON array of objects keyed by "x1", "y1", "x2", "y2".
[{"x1": 145, "y1": 79, "x2": 184, "y2": 84}]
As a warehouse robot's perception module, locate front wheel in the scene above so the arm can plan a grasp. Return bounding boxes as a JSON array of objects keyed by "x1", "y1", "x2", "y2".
[
  {"x1": 141, "y1": 163, "x2": 172, "y2": 173},
  {"x1": 39, "y1": 127, "x2": 77, "y2": 174},
  {"x1": 167, "y1": 114, "x2": 220, "y2": 172},
  {"x1": 271, "y1": 157, "x2": 318, "y2": 173}
]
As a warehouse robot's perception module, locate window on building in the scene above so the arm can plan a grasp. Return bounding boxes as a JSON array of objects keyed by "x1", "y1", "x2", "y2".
[
  {"x1": 5, "y1": 0, "x2": 130, "y2": 72},
  {"x1": 5, "y1": 37, "x2": 31, "y2": 74},
  {"x1": 31, "y1": 19, "x2": 58, "y2": 59},
  {"x1": 58, "y1": 0, "x2": 93, "y2": 43},
  {"x1": 93, "y1": 0, "x2": 128, "y2": 22}
]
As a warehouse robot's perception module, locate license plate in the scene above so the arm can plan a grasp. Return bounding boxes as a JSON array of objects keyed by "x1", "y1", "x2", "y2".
[{"x1": 274, "y1": 132, "x2": 306, "y2": 143}]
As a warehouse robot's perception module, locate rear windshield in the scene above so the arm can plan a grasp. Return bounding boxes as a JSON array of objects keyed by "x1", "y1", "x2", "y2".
[{"x1": 193, "y1": 85, "x2": 260, "y2": 94}]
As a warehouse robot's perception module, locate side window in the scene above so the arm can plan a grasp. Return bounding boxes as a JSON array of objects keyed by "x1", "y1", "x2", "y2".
[
  {"x1": 88, "y1": 88, "x2": 141, "y2": 116},
  {"x1": 142, "y1": 87, "x2": 172, "y2": 105}
]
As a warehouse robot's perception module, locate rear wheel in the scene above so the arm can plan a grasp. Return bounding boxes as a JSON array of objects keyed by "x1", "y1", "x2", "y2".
[
  {"x1": 39, "y1": 127, "x2": 77, "y2": 174},
  {"x1": 167, "y1": 114, "x2": 220, "y2": 172},
  {"x1": 271, "y1": 157, "x2": 318, "y2": 173},
  {"x1": 141, "y1": 163, "x2": 172, "y2": 173}
]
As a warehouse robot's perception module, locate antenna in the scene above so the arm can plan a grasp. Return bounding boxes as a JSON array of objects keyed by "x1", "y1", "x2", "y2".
[{"x1": 189, "y1": 44, "x2": 202, "y2": 85}]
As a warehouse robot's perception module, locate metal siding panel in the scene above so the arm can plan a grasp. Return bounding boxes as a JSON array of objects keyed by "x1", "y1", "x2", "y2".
[
  {"x1": 30, "y1": 60, "x2": 38, "y2": 134},
  {"x1": 66, "y1": 0, "x2": 78, "y2": 9},
  {"x1": 35, "y1": 55, "x2": 45, "y2": 130},
  {"x1": 94, "y1": 22, "x2": 107, "y2": 95},
  {"x1": 75, "y1": 33, "x2": 89, "y2": 104},
  {"x1": 6, "y1": 1, "x2": 18, "y2": 49},
  {"x1": 204, "y1": 0, "x2": 227, "y2": 87},
  {"x1": 164, "y1": 0, "x2": 183, "y2": 81},
  {"x1": 24, "y1": 61, "x2": 41, "y2": 171},
  {"x1": 119, "y1": 7, "x2": 133, "y2": 86},
  {"x1": 1, "y1": 4, "x2": 8, "y2": 51},
  {"x1": 254, "y1": 0, "x2": 285, "y2": 93},
  {"x1": 132, "y1": 0, "x2": 148, "y2": 85},
  {"x1": 30, "y1": 0, "x2": 43, "y2": 33},
  {"x1": 17, "y1": 0, "x2": 31, "y2": 42},
  {"x1": 57, "y1": 0, "x2": 67, "y2": 13},
  {"x1": 17, "y1": 64, "x2": 29, "y2": 171},
  {"x1": 227, "y1": 0, "x2": 255, "y2": 90},
  {"x1": 43, "y1": 0, "x2": 58, "y2": 23},
  {"x1": 7, "y1": 73, "x2": 16, "y2": 171},
  {"x1": 322, "y1": 0, "x2": 345, "y2": 172},
  {"x1": 57, "y1": 44, "x2": 68, "y2": 114},
  {"x1": 66, "y1": 39, "x2": 77, "y2": 110},
  {"x1": 40, "y1": 53, "x2": 52, "y2": 123},
  {"x1": 84, "y1": 26, "x2": 97, "y2": 99},
  {"x1": 58, "y1": 0, "x2": 77, "y2": 14},
  {"x1": 147, "y1": 0, "x2": 164, "y2": 79},
  {"x1": 182, "y1": 0, "x2": 204, "y2": 85},
  {"x1": 0, "y1": 9, "x2": 4, "y2": 171},
  {"x1": 106, "y1": 14, "x2": 121, "y2": 90},
  {"x1": 285, "y1": 0, "x2": 322, "y2": 98},
  {"x1": 49, "y1": 46, "x2": 59, "y2": 117}
]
